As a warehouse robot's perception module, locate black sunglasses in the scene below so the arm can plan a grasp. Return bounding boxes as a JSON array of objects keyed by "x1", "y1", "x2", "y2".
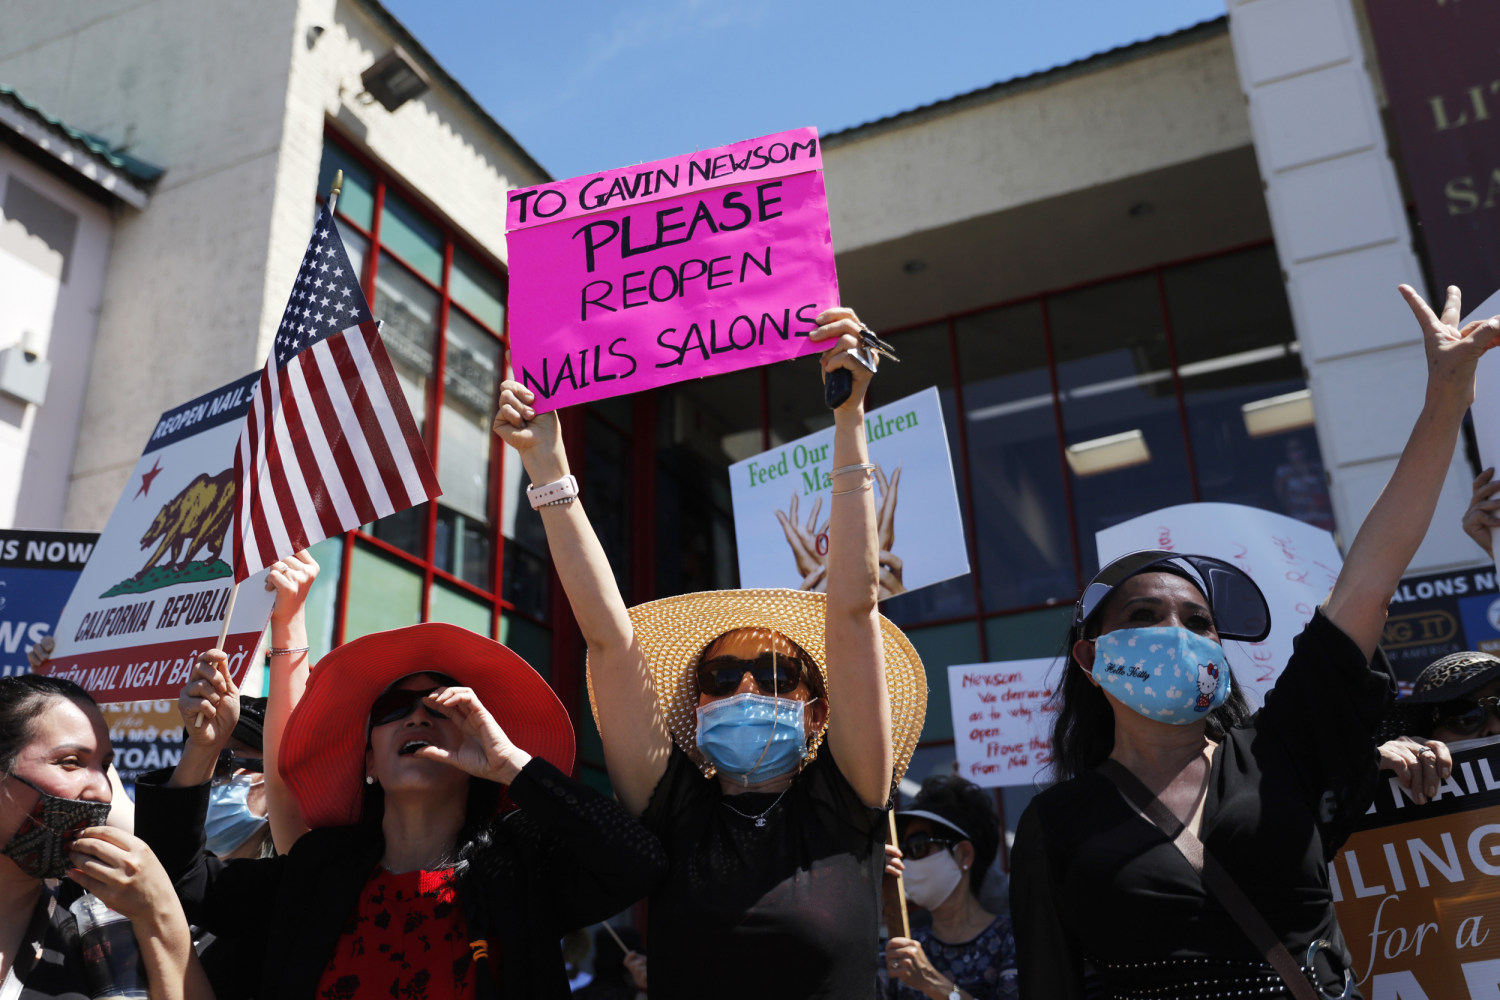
[
  {"x1": 369, "y1": 687, "x2": 448, "y2": 728},
  {"x1": 1436, "y1": 696, "x2": 1500, "y2": 737},
  {"x1": 899, "y1": 832, "x2": 958, "y2": 860},
  {"x1": 213, "y1": 749, "x2": 264, "y2": 780},
  {"x1": 697, "y1": 652, "x2": 805, "y2": 698}
]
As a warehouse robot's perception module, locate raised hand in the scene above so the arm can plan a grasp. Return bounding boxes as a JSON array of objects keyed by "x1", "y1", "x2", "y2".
[
  {"x1": 413, "y1": 686, "x2": 532, "y2": 785},
  {"x1": 266, "y1": 549, "x2": 319, "y2": 627},
  {"x1": 810, "y1": 307, "x2": 878, "y2": 413},
  {"x1": 1463, "y1": 468, "x2": 1500, "y2": 558},
  {"x1": 1401, "y1": 284, "x2": 1500, "y2": 404},
  {"x1": 178, "y1": 650, "x2": 239, "y2": 750},
  {"x1": 1378, "y1": 736, "x2": 1451, "y2": 806},
  {"x1": 68, "y1": 826, "x2": 183, "y2": 925},
  {"x1": 26, "y1": 634, "x2": 55, "y2": 670}
]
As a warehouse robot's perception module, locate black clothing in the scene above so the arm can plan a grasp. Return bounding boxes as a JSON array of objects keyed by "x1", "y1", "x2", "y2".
[
  {"x1": 8, "y1": 886, "x2": 89, "y2": 1000},
  {"x1": 135, "y1": 758, "x2": 665, "y2": 1000},
  {"x1": 640, "y1": 745, "x2": 886, "y2": 1000},
  {"x1": 1011, "y1": 610, "x2": 1393, "y2": 1000}
]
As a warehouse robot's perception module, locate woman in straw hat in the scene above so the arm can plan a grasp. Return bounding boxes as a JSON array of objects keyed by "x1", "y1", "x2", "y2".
[
  {"x1": 493, "y1": 306, "x2": 926, "y2": 1000},
  {"x1": 133, "y1": 624, "x2": 666, "y2": 1000},
  {"x1": 1010, "y1": 285, "x2": 1500, "y2": 1000}
]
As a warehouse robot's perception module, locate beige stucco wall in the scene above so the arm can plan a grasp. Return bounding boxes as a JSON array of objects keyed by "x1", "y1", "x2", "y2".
[
  {"x1": 0, "y1": 0, "x2": 546, "y2": 528},
  {"x1": 823, "y1": 30, "x2": 1252, "y2": 253}
]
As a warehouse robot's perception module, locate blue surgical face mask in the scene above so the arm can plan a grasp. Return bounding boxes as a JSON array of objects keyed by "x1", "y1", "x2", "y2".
[
  {"x1": 1090, "y1": 626, "x2": 1230, "y2": 725},
  {"x1": 696, "y1": 692, "x2": 809, "y2": 785},
  {"x1": 205, "y1": 775, "x2": 266, "y2": 856}
]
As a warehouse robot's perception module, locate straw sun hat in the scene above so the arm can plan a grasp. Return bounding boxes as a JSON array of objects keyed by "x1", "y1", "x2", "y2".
[{"x1": 588, "y1": 588, "x2": 928, "y2": 789}]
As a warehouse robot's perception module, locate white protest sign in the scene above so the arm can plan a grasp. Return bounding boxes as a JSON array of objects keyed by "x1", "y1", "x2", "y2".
[
  {"x1": 1096, "y1": 502, "x2": 1342, "y2": 706},
  {"x1": 41, "y1": 373, "x2": 277, "y2": 702},
  {"x1": 729, "y1": 386, "x2": 968, "y2": 597},
  {"x1": 1462, "y1": 287, "x2": 1500, "y2": 579},
  {"x1": 948, "y1": 658, "x2": 1059, "y2": 788}
]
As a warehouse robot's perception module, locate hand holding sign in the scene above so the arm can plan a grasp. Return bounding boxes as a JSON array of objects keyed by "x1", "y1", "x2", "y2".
[
  {"x1": 1462, "y1": 468, "x2": 1500, "y2": 558},
  {"x1": 178, "y1": 650, "x2": 239, "y2": 751}
]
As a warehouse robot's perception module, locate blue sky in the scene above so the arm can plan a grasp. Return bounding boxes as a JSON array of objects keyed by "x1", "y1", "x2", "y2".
[{"x1": 381, "y1": 0, "x2": 1227, "y2": 181}]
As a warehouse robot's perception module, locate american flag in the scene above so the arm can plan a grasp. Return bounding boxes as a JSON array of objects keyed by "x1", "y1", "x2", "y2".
[{"x1": 230, "y1": 205, "x2": 441, "y2": 582}]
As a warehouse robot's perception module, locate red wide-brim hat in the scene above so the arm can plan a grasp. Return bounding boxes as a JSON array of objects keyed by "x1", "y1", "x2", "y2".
[{"x1": 281, "y1": 622, "x2": 575, "y2": 830}]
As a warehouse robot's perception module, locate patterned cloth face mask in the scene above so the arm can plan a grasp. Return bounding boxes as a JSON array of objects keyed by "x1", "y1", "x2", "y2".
[
  {"x1": 696, "y1": 692, "x2": 808, "y2": 784},
  {"x1": 1, "y1": 774, "x2": 112, "y2": 879},
  {"x1": 1091, "y1": 626, "x2": 1231, "y2": 725}
]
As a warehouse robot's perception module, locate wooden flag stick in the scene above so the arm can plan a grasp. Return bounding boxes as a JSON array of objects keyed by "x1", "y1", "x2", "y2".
[
  {"x1": 886, "y1": 809, "x2": 910, "y2": 938},
  {"x1": 194, "y1": 580, "x2": 241, "y2": 729},
  {"x1": 599, "y1": 921, "x2": 629, "y2": 955}
]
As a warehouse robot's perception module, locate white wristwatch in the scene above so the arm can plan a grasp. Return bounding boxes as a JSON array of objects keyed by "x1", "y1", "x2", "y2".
[{"x1": 526, "y1": 474, "x2": 579, "y2": 509}]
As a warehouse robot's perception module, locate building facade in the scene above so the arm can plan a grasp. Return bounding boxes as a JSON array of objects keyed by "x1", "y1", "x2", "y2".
[{"x1": 0, "y1": 0, "x2": 1486, "y2": 808}]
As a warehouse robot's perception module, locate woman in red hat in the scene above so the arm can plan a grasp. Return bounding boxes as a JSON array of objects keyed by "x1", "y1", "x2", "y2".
[{"x1": 133, "y1": 622, "x2": 665, "y2": 1000}]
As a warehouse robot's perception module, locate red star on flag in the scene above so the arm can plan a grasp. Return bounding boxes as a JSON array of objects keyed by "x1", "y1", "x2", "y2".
[{"x1": 135, "y1": 458, "x2": 163, "y2": 498}]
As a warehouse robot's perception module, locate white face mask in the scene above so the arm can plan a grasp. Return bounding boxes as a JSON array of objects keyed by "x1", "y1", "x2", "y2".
[{"x1": 902, "y1": 847, "x2": 965, "y2": 909}]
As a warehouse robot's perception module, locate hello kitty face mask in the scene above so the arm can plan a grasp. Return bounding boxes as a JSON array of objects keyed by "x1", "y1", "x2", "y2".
[{"x1": 1090, "y1": 626, "x2": 1231, "y2": 725}]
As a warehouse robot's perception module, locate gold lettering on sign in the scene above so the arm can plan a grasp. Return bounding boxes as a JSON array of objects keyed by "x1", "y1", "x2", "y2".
[{"x1": 1429, "y1": 81, "x2": 1500, "y2": 132}]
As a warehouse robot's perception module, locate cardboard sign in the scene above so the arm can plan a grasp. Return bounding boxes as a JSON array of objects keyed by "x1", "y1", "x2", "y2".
[
  {"x1": 1331, "y1": 737, "x2": 1500, "y2": 997},
  {"x1": 40, "y1": 374, "x2": 277, "y2": 701},
  {"x1": 728, "y1": 387, "x2": 968, "y2": 597},
  {"x1": 948, "y1": 657, "x2": 1059, "y2": 788},
  {"x1": 0, "y1": 529, "x2": 97, "y2": 677},
  {"x1": 1464, "y1": 289, "x2": 1500, "y2": 583},
  {"x1": 1383, "y1": 566, "x2": 1500, "y2": 694},
  {"x1": 506, "y1": 128, "x2": 838, "y2": 413},
  {"x1": 1096, "y1": 502, "x2": 1343, "y2": 706}
]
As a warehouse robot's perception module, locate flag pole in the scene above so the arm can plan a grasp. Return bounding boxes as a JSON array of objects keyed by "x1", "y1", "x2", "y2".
[
  {"x1": 197, "y1": 169, "x2": 344, "y2": 730},
  {"x1": 886, "y1": 810, "x2": 910, "y2": 938}
]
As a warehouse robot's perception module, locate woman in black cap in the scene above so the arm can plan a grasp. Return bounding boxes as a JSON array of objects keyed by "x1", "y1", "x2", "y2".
[{"x1": 1011, "y1": 285, "x2": 1500, "y2": 1000}]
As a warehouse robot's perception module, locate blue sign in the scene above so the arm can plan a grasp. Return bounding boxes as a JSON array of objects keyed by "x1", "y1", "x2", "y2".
[{"x1": 1, "y1": 529, "x2": 98, "y2": 676}]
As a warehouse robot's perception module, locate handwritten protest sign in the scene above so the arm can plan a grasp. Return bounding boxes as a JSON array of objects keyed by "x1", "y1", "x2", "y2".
[
  {"x1": 506, "y1": 128, "x2": 838, "y2": 413},
  {"x1": 39, "y1": 373, "x2": 277, "y2": 701},
  {"x1": 0, "y1": 529, "x2": 96, "y2": 677},
  {"x1": 948, "y1": 658, "x2": 1059, "y2": 788},
  {"x1": 728, "y1": 387, "x2": 968, "y2": 597},
  {"x1": 1096, "y1": 502, "x2": 1343, "y2": 706},
  {"x1": 1331, "y1": 737, "x2": 1500, "y2": 997}
]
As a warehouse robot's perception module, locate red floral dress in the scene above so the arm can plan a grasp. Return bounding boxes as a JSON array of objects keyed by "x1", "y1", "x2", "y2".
[{"x1": 315, "y1": 867, "x2": 493, "y2": 1000}]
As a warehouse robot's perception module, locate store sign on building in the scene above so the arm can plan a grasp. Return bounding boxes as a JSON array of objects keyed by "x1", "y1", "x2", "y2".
[
  {"x1": 506, "y1": 128, "x2": 838, "y2": 412},
  {"x1": 1365, "y1": 1, "x2": 1500, "y2": 299},
  {"x1": 727, "y1": 387, "x2": 969, "y2": 598},
  {"x1": 39, "y1": 373, "x2": 278, "y2": 701},
  {"x1": 0, "y1": 528, "x2": 97, "y2": 677},
  {"x1": 1383, "y1": 565, "x2": 1500, "y2": 695}
]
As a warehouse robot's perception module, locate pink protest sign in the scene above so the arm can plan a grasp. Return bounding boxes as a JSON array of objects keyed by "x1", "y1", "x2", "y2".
[{"x1": 505, "y1": 128, "x2": 838, "y2": 412}]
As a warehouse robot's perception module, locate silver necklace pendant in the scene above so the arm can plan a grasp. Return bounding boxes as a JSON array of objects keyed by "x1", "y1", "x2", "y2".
[{"x1": 754, "y1": 817, "x2": 767, "y2": 828}]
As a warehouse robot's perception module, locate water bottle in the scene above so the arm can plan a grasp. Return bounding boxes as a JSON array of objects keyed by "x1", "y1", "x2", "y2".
[{"x1": 69, "y1": 893, "x2": 148, "y2": 1000}]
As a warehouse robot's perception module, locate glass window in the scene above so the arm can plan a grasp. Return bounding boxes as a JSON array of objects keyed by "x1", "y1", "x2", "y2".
[
  {"x1": 336, "y1": 222, "x2": 368, "y2": 286},
  {"x1": 983, "y1": 606, "x2": 1073, "y2": 663},
  {"x1": 766, "y1": 354, "x2": 829, "y2": 447},
  {"x1": 380, "y1": 192, "x2": 444, "y2": 285},
  {"x1": 957, "y1": 302, "x2": 1076, "y2": 612},
  {"x1": 301, "y1": 536, "x2": 343, "y2": 661},
  {"x1": 655, "y1": 369, "x2": 758, "y2": 597},
  {"x1": 428, "y1": 581, "x2": 491, "y2": 634},
  {"x1": 451, "y1": 249, "x2": 505, "y2": 331},
  {"x1": 500, "y1": 613, "x2": 551, "y2": 678},
  {"x1": 373, "y1": 255, "x2": 438, "y2": 433},
  {"x1": 318, "y1": 147, "x2": 375, "y2": 230},
  {"x1": 435, "y1": 312, "x2": 501, "y2": 587},
  {"x1": 1050, "y1": 275, "x2": 1196, "y2": 577},
  {"x1": 344, "y1": 544, "x2": 422, "y2": 640},
  {"x1": 1164, "y1": 248, "x2": 1333, "y2": 531},
  {"x1": 587, "y1": 413, "x2": 633, "y2": 603},
  {"x1": 903, "y1": 621, "x2": 982, "y2": 742}
]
